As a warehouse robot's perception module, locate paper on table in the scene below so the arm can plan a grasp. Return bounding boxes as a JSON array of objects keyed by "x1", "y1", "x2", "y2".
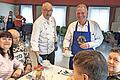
[{"x1": 62, "y1": 50, "x2": 73, "y2": 57}]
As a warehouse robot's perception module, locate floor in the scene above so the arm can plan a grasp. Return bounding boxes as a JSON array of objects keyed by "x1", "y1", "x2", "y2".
[
  {"x1": 55, "y1": 40, "x2": 113, "y2": 69},
  {"x1": 26, "y1": 36, "x2": 70, "y2": 69},
  {"x1": 25, "y1": 35, "x2": 113, "y2": 69}
]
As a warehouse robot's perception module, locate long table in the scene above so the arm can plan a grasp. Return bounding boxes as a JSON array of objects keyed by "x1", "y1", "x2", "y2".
[{"x1": 17, "y1": 65, "x2": 72, "y2": 80}]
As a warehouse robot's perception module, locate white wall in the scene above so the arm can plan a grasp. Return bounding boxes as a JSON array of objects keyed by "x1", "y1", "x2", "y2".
[
  {"x1": 36, "y1": 6, "x2": 42, "y2": 19},
  {"x1": 0, "y1": 2, "x2": 15, "y2": 17},
  {"x1": 115, "y1": 8, "x2": 120, "y2": 22},
  {"x1": 111, "y1": 7, "x2": 120, "y2": 32},
  {"x1": 68, "y1": 7, "x2": 77, "y2": 25}
]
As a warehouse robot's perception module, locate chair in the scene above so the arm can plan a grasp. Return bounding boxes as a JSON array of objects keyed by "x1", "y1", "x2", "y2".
[
  {"x1": 56, "y1": 26, "x2": 60, "y2": 36},
  {"x1": 60, "y1": 26, "x2": 67, "y2": 42},
  {"x1": 22, "y1": 23, "x2": 33, "y2": 42}
]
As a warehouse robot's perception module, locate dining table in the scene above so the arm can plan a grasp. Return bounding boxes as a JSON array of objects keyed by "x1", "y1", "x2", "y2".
[{"x1": 17, "y1": 65, "x2": 73, "y2": 80}]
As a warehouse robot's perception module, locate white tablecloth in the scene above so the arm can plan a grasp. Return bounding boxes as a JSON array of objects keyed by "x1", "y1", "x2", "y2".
[{"x1": 17, "y1": 65, "x2": 72, "y2": 80}]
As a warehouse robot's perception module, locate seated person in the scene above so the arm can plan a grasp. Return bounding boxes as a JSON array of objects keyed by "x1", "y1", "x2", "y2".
[
  {"x1": 14, "y1": 14, "x2": 24, "y2": 32},
  {"x1": 0, "y1": 31, "x2": 24, "y2": 79},
  {"x1": 107, "y1": 48, "x2": 120, "y2": 80},
  {"x1": 8, "y1": 29, "x2": 32, "y2": 75},
  {"x1": 67, "y1": 50, "x2": 108, "y2": 80}
]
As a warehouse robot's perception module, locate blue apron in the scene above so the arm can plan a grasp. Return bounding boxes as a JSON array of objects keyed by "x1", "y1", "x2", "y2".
[
  {"x1": 6, "y1": 16, "x2": 14, "y2": 30},
  {"x1": 69, "y1": 21, "x2": 93, "y2": 69}
]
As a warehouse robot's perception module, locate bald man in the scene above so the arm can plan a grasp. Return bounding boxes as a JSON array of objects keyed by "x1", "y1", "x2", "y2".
[{"x1": 31, "y1": 2, "x2": 57, "y2": 65}]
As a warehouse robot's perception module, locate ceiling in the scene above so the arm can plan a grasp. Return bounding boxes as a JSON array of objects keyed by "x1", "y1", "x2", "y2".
[{"x1": 0, "y1": 0, "x2": 120, "y2": 7}]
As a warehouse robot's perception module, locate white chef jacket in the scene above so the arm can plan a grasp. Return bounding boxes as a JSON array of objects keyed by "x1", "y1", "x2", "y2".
[
  {"x1": 63, "y1": 20, "x2": 104, "y2": 49},
  {"x1": 31, "y1": 14, "x2": 57, "y2": 55}
]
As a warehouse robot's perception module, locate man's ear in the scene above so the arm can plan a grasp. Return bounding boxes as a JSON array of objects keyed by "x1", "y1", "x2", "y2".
[{"x1": 83, "y1": 74, "x2": 88, "y2": 80}]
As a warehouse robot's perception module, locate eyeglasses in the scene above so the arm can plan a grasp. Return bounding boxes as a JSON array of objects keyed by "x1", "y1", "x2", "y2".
[{"x1": 43, "y1": 9, "x2": 53, "y2": 12}]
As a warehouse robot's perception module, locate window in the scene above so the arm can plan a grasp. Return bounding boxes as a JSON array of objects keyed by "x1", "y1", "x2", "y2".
[
  {"x1": 21, "y1": 5, "x2": 33, "y2": 23},
  {"x1": 88, "y1": 7, "x2": 110, "y2": 32},
  {"x1": 52, "y1": 6, "x2": 67, "y2": 27}
]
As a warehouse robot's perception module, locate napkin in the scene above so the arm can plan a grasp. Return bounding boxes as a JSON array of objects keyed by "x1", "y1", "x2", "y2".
[{"x1": 42, "y1": 60, "x2": 51, "y2": 67}]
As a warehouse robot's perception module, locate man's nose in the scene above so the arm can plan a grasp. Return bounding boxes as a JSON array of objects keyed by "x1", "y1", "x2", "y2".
[{"x1": 109, "y1": 59, "x2": 114, "y2": 64}]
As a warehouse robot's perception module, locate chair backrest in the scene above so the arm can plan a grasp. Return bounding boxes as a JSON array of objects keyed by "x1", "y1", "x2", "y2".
[
  {"x1": 22, "y1": 23, "x2": 33, "y2": 34},
  {"x1": 56, "y1": 26, "x2": 60, "y2": 35},
  {"x1": 60, "y1": 26, "x2": 67, "y2": 36}
]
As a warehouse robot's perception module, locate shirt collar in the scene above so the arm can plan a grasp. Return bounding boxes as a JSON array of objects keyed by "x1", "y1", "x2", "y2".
[
  {"x1": 41, "y1": 14, "x2": 51, "y2": 22},
  {"x1": 78, "y1": 20, "x2": 88, "y2": 27}
]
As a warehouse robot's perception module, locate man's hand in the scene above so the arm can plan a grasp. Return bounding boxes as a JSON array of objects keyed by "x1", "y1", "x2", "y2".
[
  {"x1": 62, "y1": 47, "x2": 69, "y2": 53},
  {"x1": 12, "y1": 68, "x2": 22, "y2": 78},
  {"x1": 24, "y1": 64, "x2": 32, "y2": 75},
  {"x1": 67, "y1": 76, "x2": 74, "y2": 80},
  {"x1": 34, "y1": 51, "x2": 40, "y2": 57},
  {"x1": 80, "y1": 43, "x2": 90, "y2": 49}
]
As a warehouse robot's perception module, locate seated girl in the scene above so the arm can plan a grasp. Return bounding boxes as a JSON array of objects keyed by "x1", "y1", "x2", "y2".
[{"x1": 0, "y1": 31, "x2": 24, "y2": 79}]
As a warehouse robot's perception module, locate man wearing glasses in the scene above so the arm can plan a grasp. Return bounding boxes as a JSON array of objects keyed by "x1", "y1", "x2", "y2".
[{"x1": 31, "y1": 2, "x2": 57, "y2": 65}]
